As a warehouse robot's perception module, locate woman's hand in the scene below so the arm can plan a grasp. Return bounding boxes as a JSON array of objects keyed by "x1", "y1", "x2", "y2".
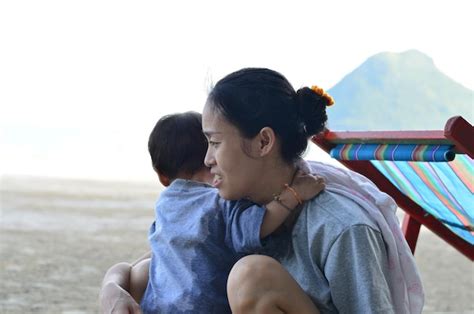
[{"x1": 100, "y1": 281, "x2": 142, "y2": 314}]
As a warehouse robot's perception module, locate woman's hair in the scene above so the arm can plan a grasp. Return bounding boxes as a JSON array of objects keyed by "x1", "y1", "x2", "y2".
[
  {"x1": 207, "y1": 68, "x2": 330, "y2": 162},
  {"x1": 148, "y1": 111, "x2": 208, "y2": 179}
]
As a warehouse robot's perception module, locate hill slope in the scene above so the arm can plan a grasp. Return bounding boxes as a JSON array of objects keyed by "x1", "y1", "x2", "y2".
[{"x1": 326, "y1": 50, "x2": 473, "y2": 131}]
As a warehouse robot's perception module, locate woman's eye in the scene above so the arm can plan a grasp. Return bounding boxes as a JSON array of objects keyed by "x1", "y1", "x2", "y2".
[{"x1": 209, "y1": 141, "x2": 220, "y2": 147}]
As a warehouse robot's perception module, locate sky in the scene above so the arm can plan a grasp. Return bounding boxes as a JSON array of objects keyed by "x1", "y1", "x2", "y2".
[{"x1": 1, "y1": 0, "x2": 473, "y2": 181}]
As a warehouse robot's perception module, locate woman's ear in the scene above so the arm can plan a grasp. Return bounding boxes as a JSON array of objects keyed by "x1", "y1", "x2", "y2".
[{"x1": 257, "y1": 127, "x2": 276, "y2": 156}]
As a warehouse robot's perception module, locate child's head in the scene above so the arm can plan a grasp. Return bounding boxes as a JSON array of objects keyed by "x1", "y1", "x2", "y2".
[{"x1": 148, "y1": 111, "x2": 209, "y2": 184}]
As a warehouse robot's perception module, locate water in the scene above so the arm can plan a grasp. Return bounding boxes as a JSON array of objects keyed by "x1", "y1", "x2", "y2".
[{"x1": 1, "y1": 175, "x2": 161, "y2": 232}]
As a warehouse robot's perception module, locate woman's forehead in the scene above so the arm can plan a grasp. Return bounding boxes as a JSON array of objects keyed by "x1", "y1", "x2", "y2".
[
  {"x1": 202, "y1": 106, "x2": 239, "y2": 137},
  {"x1": 203, "y1": 103, "x2": 224, "y2": 127}
]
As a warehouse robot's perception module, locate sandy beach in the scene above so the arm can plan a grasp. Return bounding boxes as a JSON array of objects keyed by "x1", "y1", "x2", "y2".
[{"x1": 1, "y1": 175, "x2": 472, "y2": 313}]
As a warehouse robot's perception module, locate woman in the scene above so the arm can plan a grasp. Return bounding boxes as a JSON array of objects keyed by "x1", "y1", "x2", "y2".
[{"x1": 101, "y1": 68, "x2": 424, "y2": 313}]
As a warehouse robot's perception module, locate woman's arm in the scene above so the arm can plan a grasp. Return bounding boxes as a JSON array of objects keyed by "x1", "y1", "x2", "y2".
[
  {"x1": 100, "y1": 262, "x2": 141, "y2": 314},
  {"x1": 325, "y1": 225, "x2": 395, "y2": 313},
  {"x1": 131, "y1": 251, "x2": 151, "y2": 266},
  {"x1": 100, "y1": 252, "x2": 151, "y2": 314},
  {"x1": 130, "y1": 258, "x2": 150, "y2": 304}
]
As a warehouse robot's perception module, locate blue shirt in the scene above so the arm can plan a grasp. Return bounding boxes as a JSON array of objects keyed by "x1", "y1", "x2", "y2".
[{"x1": 140, "y1": 179, "x2": 265, "y2": 314}]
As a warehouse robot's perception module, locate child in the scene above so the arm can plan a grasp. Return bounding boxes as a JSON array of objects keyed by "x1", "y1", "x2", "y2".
[{"x1": 100, "y1": 111, "x2": 324, "y2": 314}]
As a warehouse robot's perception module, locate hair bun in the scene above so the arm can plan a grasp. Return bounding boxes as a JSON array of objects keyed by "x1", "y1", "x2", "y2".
[{"x1": 295, "y1": 87, "x2": 329, "y2": 136}]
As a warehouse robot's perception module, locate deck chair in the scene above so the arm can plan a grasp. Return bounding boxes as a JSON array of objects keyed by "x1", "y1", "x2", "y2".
[{"x1": 312, "y1": 116, "x2": 473, "y2": 261}]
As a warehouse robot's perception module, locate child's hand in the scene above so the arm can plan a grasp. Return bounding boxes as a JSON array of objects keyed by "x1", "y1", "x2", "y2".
[
  {"x1": 290, "y1": 170, "x2": 325, "y2": 202},
  {"x1": 260, "y1": 170, "x2": 325, "y2": 238}
]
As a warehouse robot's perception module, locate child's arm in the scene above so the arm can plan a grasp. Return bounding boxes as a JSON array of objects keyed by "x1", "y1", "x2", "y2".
[{"x1": 260, "y1": 171, "x2": 325, "y2": 238}]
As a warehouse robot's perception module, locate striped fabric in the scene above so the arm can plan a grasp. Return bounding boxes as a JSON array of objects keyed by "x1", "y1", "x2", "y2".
[
  {"x1": 330, "y1": 144, "x2": 455, "y2": 162},
  {"x1": 371, "y1": 155, "x2": 474, "y2": 244}
]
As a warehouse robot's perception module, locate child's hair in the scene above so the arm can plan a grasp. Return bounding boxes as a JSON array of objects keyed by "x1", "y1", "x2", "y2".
[
  {"x1": 148, "y1": 111, "x2": 208, "y2": 180},
  {"x1": 207, "y1": 68, "x2": 330, "y2": 163}
]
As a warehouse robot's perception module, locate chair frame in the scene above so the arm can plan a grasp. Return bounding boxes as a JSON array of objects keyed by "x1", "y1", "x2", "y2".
[{"x1": 312, "y1": 116, "x2": 473, "y2": 260}]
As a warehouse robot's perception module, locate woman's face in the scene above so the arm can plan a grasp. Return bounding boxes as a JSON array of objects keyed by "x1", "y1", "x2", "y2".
[{"x1": 202, "y1": 102, "x2": 262, "y2": 201}]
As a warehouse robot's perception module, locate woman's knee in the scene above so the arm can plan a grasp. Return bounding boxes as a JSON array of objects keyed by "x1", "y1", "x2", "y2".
[
  {"x1": 227, "y1": 255, "x2": 285, "y2": 312},
  {"x1": 228, "y1": 255, "x2": 319, "y2": 314},
  {"x1": 228, "y1": 255, "x2": 281, "y2": 289}
]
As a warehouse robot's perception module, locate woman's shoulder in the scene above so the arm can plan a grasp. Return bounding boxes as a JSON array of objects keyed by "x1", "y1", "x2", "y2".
[
  {"x1": 266, "y1": 190, "x2": 384, "y2": 268},
  {"x1": 301, "y1": 190, "x2": 380, "y2": 235}
]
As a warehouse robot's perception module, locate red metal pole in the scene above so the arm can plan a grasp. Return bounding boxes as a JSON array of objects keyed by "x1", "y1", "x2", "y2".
[{"x1": 402, "y1": 214, "x2": 422, "y2": 254}]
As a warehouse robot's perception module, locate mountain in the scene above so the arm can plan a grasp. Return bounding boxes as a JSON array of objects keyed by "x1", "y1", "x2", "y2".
[{"x1": 326, "y1": 50, "x2": 473, "y2": 131}]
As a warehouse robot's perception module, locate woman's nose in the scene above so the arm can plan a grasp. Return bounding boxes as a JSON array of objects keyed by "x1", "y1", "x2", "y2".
[{"x1": 204, "y1": 149, "x2": 215, "y2": 167}]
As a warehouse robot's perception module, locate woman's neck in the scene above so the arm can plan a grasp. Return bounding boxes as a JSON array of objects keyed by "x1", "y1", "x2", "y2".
[{"x1": 250, "y1": 159, "x2": 297, "y2": 205}]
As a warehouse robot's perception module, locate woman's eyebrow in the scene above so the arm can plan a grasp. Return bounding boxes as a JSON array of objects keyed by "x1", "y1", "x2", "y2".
[{"x1": 203, "y1": 130, "x2": 222, "y2": 137}]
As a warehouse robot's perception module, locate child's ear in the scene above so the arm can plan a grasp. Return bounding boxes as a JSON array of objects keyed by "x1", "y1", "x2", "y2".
[{"x1": 157, "y1": 171, "x2": 171, "y2": 187}]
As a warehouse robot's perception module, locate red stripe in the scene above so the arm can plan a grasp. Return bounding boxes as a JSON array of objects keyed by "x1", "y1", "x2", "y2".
[
  {"x1": 411, "y1": 145, "x2": 426, "y2": 161},
  {"x1": 341, "y1": 144, "x2": 351, "y2": 160},
  {"x1": 374, "y1": 144, "x2": 384, "y2": 160},
  {"x1": 448, "y1": 157, "x2": 474, "y2": 193}
]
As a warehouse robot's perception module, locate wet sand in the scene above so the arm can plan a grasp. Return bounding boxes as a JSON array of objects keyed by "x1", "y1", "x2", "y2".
[{"x1": 0, "y1": 176, "x2": 472, "y2": 313}]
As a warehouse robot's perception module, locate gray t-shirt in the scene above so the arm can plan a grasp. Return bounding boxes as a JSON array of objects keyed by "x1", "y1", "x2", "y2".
[{"x1": 262, "y1": 190, "x2": 394, "y2": 314}]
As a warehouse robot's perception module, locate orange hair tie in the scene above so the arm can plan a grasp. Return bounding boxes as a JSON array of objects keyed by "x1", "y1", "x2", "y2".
[{"x1": 310, "y1": 85, "x2": 335, "y2": 107}]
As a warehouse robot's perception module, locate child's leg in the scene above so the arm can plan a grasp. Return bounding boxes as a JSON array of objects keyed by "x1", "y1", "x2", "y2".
[
  {"x1": 130, "y1": 257, "x2": 150, "y2": 304},
  {"x1": 227, "y1": 255, "x2": 319, "y2": 314}
]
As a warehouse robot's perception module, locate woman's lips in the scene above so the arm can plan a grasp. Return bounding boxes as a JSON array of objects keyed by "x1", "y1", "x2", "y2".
[{"x1": 212, "y1": 174, "x2": 223, "y2": 188}]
